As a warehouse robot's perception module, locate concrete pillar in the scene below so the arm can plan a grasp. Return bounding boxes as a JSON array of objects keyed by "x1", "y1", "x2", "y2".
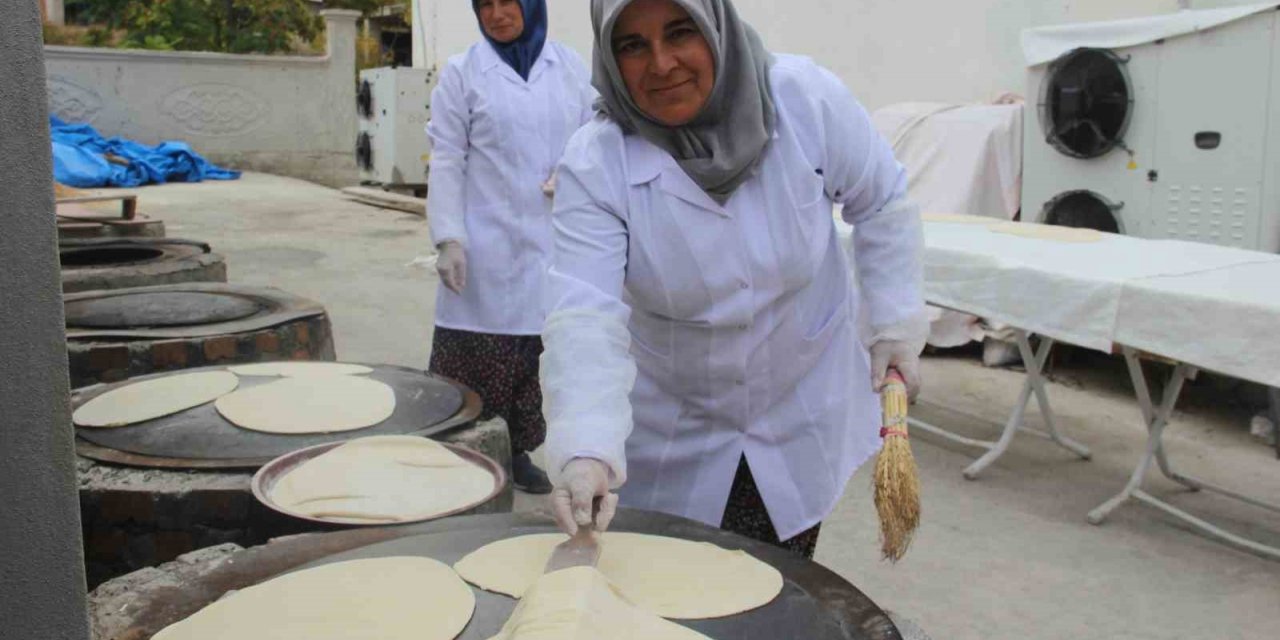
[
  {"x1": 0, "y1": 0, "x2": 90, "y2": 638},
  {"x1": 411, "y1": 0, "x2": 435, "y2": 69},
  {"x1": 321, "y1": 8, "x2": 361, "y2": 184}
]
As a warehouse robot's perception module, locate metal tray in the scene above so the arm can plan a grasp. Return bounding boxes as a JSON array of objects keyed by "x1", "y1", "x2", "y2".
[
  {"x1": 111, "y1": 511, "x2": 901, "y2": 640},
  {"x1": 291, "y1": 512, "x2": 904, "y2": 640},
  {"x1": 73, "y1": 364, "x2": 481, "y2": 469},
  {"x1": 251, "y1": 439, "x2": 506, "y2": 526}
]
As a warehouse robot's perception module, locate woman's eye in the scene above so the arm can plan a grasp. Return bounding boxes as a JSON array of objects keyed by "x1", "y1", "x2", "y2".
[
  {"x1": 615, "y1": 40, "x2": 646, "y2": 56},
  {"x1": 669, "y1": 26, "x2": 698, "y2": 41}
]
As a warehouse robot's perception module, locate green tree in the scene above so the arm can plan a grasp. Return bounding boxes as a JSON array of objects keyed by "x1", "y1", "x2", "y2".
[{"x1": 68, "y1": 0, "x2": 322, "y2": 54}]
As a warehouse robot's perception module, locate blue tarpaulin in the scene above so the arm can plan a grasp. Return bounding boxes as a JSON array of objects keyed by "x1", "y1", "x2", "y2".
[{"x1": 50, "y1": 116, "x2": 240, "y2": 188}]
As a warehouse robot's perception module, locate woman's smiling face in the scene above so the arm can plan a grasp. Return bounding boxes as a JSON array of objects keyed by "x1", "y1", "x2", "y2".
[{"x1": 611, "y1": 0, "x2": 716, "y2": 126}]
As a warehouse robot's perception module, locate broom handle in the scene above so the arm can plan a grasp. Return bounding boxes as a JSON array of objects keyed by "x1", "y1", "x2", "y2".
[{"x1": 880, "y1": 369, "x2": 909, "y2": 439}]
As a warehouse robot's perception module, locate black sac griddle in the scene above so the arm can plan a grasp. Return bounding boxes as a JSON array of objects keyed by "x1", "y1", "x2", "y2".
[
  {"x1": 292, "y1": 511, "x2": 903, "y2": 640},
  {"x1": 73, "y1": 364, "x2": 481, "y2": 469}
]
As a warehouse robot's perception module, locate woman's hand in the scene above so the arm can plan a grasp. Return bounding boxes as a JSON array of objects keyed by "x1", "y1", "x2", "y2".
[
  {"x1": 436, "y1": 241, "x2": 468, "y2": 294},
  {"x1": 551, "y1": 458, "x2": 618, "y2": 535},
  {"x1": 870, "y1": 340, "x2": 922, "y2": 400},
  {"x1": 541, "y1": 170, "x2": 558, "y2": 197}
]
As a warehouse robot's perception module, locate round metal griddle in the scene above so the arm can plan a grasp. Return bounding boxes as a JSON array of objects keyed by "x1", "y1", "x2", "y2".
[
  {"x1": 66, "y1": 291, "x2": 262, "y2": 328},
  {"x1": 73, "y1": 364, "x2": 481, "y2": 469},
  {"x1": 64, "y1": 283, "x2": 326, "y2": 341},
  {"x1": 287, "y1": 511, "x2": 901, "y2": 640},
  {"x1": 251, "y1": 440, "x2": 507, "y2": 526}
]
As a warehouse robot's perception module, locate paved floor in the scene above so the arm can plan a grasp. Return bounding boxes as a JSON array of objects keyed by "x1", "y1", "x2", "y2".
[{"x1": 136, "y1": 173, "x2": 1280, "y2": 639}]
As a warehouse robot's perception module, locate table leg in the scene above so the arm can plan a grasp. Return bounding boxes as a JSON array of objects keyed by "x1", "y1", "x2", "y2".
[
  {"x1": 1089, "y1": 348, "x2": 1280, "y2": 559},
  {"x1": 1269, "y1": 387, "x2": 1280, "y2": 461},
  {"x1": 1022, "y1": 335, "x2": 1091, "y2": 461},
  {"x1": 1087, "y1": 351, "x2": 1189, "y2": 524},
  {"x1": 960, "y1": 330, "x2": 1090, "y2": 479}
]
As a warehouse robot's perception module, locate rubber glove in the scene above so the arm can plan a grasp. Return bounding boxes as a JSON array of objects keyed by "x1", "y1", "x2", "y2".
[
  {"x1": 436, "y1": 241, "x2": 467, "y2": 294},
  {"x1": 551, "y1": 458, "x2": 618, "y2": 536},
  {"x1": 870, "y1": 339, "x2": 922, "y2": 400}
]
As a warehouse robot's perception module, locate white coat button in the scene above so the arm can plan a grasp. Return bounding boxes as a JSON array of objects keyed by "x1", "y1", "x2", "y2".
[
  {"x1": 738, "y1": 324, "x2": 749, "y2": 330},
  {"x1": 735, "y1": 379, "x2": 745, "y2": 386},
  {"x1": 739, "y1": 283, "x2": 749, "y2": 290}
]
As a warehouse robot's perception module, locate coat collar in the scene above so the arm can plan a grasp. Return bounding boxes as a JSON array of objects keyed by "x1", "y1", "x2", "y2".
[
  {"x1": 624, "y1": 134, "x2": 726, "y2": 216},
  {"x1": 477, "y1": 39, "x2": 558, "y2": 84}
]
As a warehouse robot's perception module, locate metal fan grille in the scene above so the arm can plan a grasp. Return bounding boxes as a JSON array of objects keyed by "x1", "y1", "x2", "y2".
[{"x1": 1040, "y1": 48, "x2": 1134, "y2": 159}]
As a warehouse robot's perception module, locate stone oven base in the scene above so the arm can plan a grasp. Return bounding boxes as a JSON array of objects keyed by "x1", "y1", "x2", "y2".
[
  {"x1": 62, "y1": 247, "x2": 227, "y2": 293},
  {"x1": 67, "y1": 313, "x2": 335, "y2": 389},
  {"x1": 58, "y1": 218, "x2": 166, "y2": 241},
  {"x1": 79, "y1": 418, "x2": 514, "y2": 589}
]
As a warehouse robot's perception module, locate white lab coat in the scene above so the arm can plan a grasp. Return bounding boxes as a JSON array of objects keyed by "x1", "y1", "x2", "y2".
[
  {"x1": 427, "y1": 40, "x2": 595, "y2": 335},
  {"x1": 541, "y1": 55, "x2": 926, "y2": 540}
]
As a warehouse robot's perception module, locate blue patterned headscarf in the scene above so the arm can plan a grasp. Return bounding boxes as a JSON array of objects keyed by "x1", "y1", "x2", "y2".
[{"x1": 474, "y1": 0, "x2": 548, "y2": 80}]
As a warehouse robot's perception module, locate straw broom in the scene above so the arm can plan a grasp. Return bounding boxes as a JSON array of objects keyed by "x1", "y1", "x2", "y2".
[{"x1": 873, "y1": 368, "x2": 920, "y2": 562}]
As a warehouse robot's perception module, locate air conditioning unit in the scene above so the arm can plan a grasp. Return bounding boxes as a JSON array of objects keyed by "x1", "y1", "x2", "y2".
[
  {"x1": 356, "y1": 66, "x2": 436, "y2": 187},
  {"x1": 1021, "y1": 5, "x2": 1280, "y2": 252}
]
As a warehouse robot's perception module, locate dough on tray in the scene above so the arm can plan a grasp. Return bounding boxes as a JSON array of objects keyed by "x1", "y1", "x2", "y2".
[
  {"x1": 488, "y1": 566, "x2": 711, "y2": 640},
  {"x1": 268, "y1": 435, "x2": 496, "y2": 523},
  {"x1": 73, "y1": 371, "x2": 239, "y2": 428},
  {"x1": 152, "y1": 556, "x2": 474, "y2": 640},
  {"x1": 455, "y1": 532, "x2": 783, "y2": 620},
  {"x1": 215, "y1": 375, "x2": 395, "y2": 434}
]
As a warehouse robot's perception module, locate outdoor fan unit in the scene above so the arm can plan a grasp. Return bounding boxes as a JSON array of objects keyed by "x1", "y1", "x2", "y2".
[
  {"x1": 356, "y1": 66, "x2": 436, "y2": 187},
  {"x1": 1021, "y1": 6, "x2": 1280, "y2": 252}
]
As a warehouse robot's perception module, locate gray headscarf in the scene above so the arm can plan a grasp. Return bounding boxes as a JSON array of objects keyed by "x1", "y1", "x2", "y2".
[{"x1": 591, "y1": 0, "x2": 776, "y2": 203}]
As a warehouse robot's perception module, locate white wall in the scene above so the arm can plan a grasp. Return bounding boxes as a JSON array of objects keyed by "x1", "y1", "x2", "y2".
[
  {"x1": 417, "y1": 0, "x2": 1254, "y2": 110},
  {"x1": 45, "y1": 10, "x2": 361, "y2": 188}
]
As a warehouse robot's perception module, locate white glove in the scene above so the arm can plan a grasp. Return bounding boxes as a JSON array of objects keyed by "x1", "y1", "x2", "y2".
[
  {"x1": 436, "y1": 241, "x2": 467, "y2": 294},
  {"x1": 551, "y1": 458, "x2": 618, "y2": 536},
  {"x1": 870, "y1": 339, "x2": 922, "y2": 400}
]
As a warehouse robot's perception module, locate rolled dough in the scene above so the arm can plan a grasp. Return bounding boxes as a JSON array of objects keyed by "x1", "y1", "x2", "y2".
[
  {"x1": 152, "y1": 556, "x2": 474, "y2": 640},
  {"x1": 73, "y1": 371, "x2": 239, "y2": 428},
  {"x1": 227, "y1": 362, "x2": 374, "y2": 377},
  {"x1": 488, "y1": 566, "x2": 711, "y2": 640},
  {"x1": 990, "y1": 221, "x2": 1106, "y2": 243},
  {"x1": 922, "y1": 212, "x2": 1001, "y2": 225},
  {"x1": 215, "y1": 375, "x2": 395, "y2": 434},
  {"x1": 268, "y1": 435, "x2": 497, "y2": 524},
  {"x1": 455, "y1": 533, "x2": 783, "y2": 620}
]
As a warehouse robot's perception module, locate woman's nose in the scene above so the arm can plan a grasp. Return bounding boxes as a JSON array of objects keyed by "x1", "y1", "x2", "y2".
[{"x1": 650, "y1": 43, "x2": 680, "y2": 76}]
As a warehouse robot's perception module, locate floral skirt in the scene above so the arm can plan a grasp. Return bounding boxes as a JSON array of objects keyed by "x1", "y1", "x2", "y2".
[
  {"x1": 720, "y1": 456, "x2": 823, "y2": 559},
  {"x1": 428, "y1": 327, "x2": 546, "y2": 455}
]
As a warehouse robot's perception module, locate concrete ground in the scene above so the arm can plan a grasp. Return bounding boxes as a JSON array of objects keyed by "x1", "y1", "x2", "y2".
[{"x1": 131, "y1": 173, "x2": 1280, "y2": 639}]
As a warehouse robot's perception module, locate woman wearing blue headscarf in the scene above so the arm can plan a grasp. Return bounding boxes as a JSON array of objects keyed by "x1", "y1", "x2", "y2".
[{"x1": 426, "y1": 0, "x2": 596, "y2": 494}]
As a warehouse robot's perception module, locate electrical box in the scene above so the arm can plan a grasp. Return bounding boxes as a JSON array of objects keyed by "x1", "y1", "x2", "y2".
[
  {"x1": 356, "y1": 66, "x2": 436, "y2": 187},
  {"x1": 1022, "y1": 7, "x2": 1280, "y2": 253}
]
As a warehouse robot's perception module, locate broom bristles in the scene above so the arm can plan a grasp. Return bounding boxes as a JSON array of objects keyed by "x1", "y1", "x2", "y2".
[
  {"x1": 874, "y1": 372, "x2": 921, "y2": 562},
  {"x1": 875, "y1": 436, "x2": 920, "y2": 562}
]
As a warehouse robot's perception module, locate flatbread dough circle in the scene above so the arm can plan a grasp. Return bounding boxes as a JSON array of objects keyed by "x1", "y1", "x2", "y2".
[
  {"x1": 74, "y1": 371, "x2": 239, "y2": 428},
  {"x1": 455, "y1": 533, "x2": 784, "y2": 620},
  {"x1": 488, "y1": 566, "x2": 711, "y2": 640},
  {"x1": 268, "y1": 436, "x2": 497, "y2": 524},
  {"x1": 216, "y1": 376, "x2": 395, "y2": 434},
  {"x1": 923, "y1": 212, "x2": 1000, "y2": 225},
  {"x1": 990, "y1": 221, "x2": 1105, "y2": 243},
  {"x1": 228, "y1": 362, "x2": 374, "y2": 377},
  {"x1": 152, "y1": 556, "x2": 474, "y2": 640}
]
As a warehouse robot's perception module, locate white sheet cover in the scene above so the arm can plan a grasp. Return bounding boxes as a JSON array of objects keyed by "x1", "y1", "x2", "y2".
[
  {"x1": 1022, "y1": 3, "x2": 1280, "y2": 67},
  {"x1": 839, "y1": 218, "x2": 1280, "y2": 385}
]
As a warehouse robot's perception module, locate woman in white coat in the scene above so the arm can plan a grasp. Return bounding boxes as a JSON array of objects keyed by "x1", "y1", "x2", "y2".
[
  {"x1": 542, "y1": 0, "x2": 927, "y2": 557},
  {"x1": 426, "y1": 0, "x2": 595, "y2": 493}
]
